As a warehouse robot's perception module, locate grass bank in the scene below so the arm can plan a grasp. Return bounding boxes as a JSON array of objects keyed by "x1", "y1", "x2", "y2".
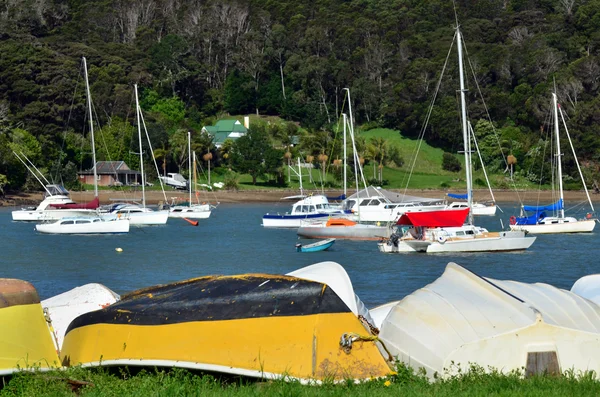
[{"x1": 1, "y1": 364, "x2": 599, "y2": 396}]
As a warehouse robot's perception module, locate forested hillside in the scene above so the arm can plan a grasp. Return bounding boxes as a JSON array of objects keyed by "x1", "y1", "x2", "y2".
[{"x1": 1, "y1": 0, "x2": 599, "y2": 192}]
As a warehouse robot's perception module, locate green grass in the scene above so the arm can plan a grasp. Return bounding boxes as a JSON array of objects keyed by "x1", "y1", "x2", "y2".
[{"x1": 2, "y1": 364, "x2": 599, "y2": 397}]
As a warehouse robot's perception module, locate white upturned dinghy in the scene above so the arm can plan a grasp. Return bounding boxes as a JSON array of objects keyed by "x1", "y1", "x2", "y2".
[
  {"x1": 378, "y1": 262, "x2": 600, "y2": 379},
  {"x1": 42, "y1": 283, "x2": 120, "y2": 352}
]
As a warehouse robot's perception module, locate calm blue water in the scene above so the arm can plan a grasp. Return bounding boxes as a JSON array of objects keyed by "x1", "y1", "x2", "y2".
[{"x1": 1, "y1": 202, "x2": 599, "y2": 308}]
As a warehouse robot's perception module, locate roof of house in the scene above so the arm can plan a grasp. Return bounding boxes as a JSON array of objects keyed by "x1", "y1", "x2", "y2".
[
  {"x1": 202, "y1": 119, "x2": 248, "y2": 146},
  {"x1": 78, "y1": 161, "x2": 140, "y2": 175}
]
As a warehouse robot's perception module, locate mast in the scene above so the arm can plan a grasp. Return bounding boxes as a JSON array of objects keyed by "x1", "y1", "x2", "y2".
[
  {"x1": 457, "y1": 28, "x2": 473, "y2": 225},
  {"x1": 552, "y1": 92, "x2": 565, "y2": 219},
  {"x1": 134, "y1": 84, "x2": 146, "y2": 208},
  {"x1": 188, "y1": 131, "x2": 192, "y2": 206},
  {"x1": 82, "y1": 57, "x2": 98, "y2": 198},
  {"x1": 342, "y1": 113, "x2": 347, "y2": 198}
]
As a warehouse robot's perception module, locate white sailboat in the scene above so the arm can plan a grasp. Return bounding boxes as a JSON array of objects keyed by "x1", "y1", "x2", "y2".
[
  {"x1": 100, "y1": 84, "x2": 169, "y2": 226},
  {"x1": 446, "y1": 122, "x2": 497, "y2": 216},
  {"x1": 509, "y1": 92, "x2": 596, "y2": 234},
  {"x1": 12, "y1": 59, "x2": 103, "y2": 222},
  {"x1": 34, "y1": 57, "x2": 129, "y2": 234},
  {"x1": 378, "y1": 26, "x2": 535, "y2": 253},
  {"x1": 168, "y1": 132, "x2": 214, "y2": 219}
]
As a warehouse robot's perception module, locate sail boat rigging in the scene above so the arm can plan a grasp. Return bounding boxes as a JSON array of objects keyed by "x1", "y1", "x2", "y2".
[
  {"x1": 509, "y1": 92, "x2": 596, "y2": 233},
  {"x1": 378, "y1": 25, "x2": 535, "y2": 253},
  {"x1": 167, "y1": 131, "x2": 214, "y2": 219},
  {"x1": 99, "y1": 84, "x2": 169, "y2": 225}
]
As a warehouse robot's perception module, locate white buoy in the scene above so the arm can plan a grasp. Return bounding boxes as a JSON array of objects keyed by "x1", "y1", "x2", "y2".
[{"x1": 115, "y1": 248, "x2": 123, "y2": 252}]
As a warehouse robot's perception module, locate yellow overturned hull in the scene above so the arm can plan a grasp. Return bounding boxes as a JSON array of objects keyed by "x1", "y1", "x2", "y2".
[
  {"x1": 0, "y1": 279, "x2": 60, "y2": 375},
  {"x1": 61, "y1": 274, "x2": 391, "y2": 381}
]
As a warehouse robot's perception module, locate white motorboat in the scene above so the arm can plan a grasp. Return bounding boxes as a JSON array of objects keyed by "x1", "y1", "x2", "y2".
[
  {"x1": 509, "y1": 92, "x2": 596, "y2": 234},
  {"x1": 11, "y1": 184, "x2": 100, "y2": 221},
  {"x1": 341, "y1": 187, "x2": 446, "y2": 224},
  {"x1": 377, "y1": 26, "x2": 535, "y2": 253},
  {"x1": 35, "y1": 216, "x2": 129, "y2": 234},
  {"x1": 262, "y1": 158, "x2": 347, "y2": 228},
  {"x1": 262, "y1": 194, "x2": 348, "y2": 228},
  {"x1": 378, "y1": 262, "x2": 600, "y2": 379},
  {"x1": 159, "y1": 173, "x2": 187, "y2": 189}
]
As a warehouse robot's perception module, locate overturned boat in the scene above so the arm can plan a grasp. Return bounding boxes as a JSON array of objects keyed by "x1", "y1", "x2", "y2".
[
  {"x1": 377, "y1": 263, "x2": 600, "y2": 379},
  {"x1": 42, "y1": 283, "x2": 120, "y2": 352},
  {"x1": 0, "y1": 279, "x2": 60, "y2": 375},
  {"x1": 60, "y1": 262, "x2": 393, "y2": 382}
]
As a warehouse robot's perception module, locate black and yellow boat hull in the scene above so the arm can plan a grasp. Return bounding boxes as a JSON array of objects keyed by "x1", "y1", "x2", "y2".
[
  {"x1": 0, "y1": 279, "x2": 60, "y2": 374},
  {"x1": 61, "y1": 274, "x2": 392, "y2": 381}
]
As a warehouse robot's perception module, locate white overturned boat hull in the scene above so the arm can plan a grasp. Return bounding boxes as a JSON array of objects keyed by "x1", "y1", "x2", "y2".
[
  {"x1": 379, "y1": 262, "x2": 600, "y2": 379},
  {"x1": 42, "y1": 284, "x2": 120, "y2": 351},
  {"x1": 510, "y1": 219, "x2": 595, "y2": 234}
]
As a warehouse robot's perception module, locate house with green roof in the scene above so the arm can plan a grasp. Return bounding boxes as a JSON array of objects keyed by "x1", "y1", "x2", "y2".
[{"x1": 202, "y1": 119, "x2": 248, "y2": 148}]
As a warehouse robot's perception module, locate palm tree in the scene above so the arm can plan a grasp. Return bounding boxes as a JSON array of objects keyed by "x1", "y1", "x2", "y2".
[{"x1": 370, "y1": 137, "x2": 388, "y2": 183}]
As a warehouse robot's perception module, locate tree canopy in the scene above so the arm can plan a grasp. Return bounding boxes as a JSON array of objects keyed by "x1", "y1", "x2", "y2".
[{"x1": 1, "y1": 0, "x2": 600, "y2": 190}]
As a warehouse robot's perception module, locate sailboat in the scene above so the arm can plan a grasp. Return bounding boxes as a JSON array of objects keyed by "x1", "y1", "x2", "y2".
[
  {"x1": 509, "y1": 92, "x2": 596, "y2": 234},
  {"x1": 445, "y1": 122, "x2": 497, "y2": 216},
  {"x1": 33, "y1": 58, "x2": 130, "y2": 234},
  {"x1": 12, "y1": 59, "x2": 104, "y2": 222},
  {"x1": 378, "y1": 25, "x2": 535, "y2": 253},
  {"x1": 168, "y1": 132, "x2": 214, "y2": 219},
  {"x1": 100, "y1": 84, "x2": 169, "y2": 226}
]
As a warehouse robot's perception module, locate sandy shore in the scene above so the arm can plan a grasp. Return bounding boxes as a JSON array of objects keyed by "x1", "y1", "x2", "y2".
[{"x1": 2, "y1": 188, "x2": 599, "y2": 206}]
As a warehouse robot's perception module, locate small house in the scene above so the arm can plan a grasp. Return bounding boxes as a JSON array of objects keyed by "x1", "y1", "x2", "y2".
[
  {"x1": 202, "y1": 119, "x2": 248, "y2": 148},
  {"x1": 78, "y1": 161, "x2": 141, "y2": 187}
]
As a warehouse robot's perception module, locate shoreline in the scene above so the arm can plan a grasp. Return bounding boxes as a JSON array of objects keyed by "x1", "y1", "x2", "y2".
[{"x1": 2, "y1": 188, "x2": 599, "y2": 206}]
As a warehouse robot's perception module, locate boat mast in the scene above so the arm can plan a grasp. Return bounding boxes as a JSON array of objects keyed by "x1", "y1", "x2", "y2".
[
  {"x1": 552, "y1": 92, "x2": 565, "y2": 219},
  {"x1": 188, "y1": 131, "x2": 192, "y2": 206},
  {"x1": 134, "y1": 84, "x2": 146, "y2": 208},
  {"x1": 342, "y1": 113, "x2": 347, "y2": 198},
  {"x1": 82, "y1": 57, "x2": 98, "y2": 198},
  {"x1": 456, "y1": 28, "x2": 473, "y2": 225}
]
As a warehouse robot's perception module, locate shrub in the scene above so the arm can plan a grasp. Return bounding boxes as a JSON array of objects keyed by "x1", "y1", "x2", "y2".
[{"x1": 442, "y1": 152, "x2": 462, "y2": 172}]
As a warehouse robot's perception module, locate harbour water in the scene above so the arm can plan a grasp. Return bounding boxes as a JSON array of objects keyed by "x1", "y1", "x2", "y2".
[{"x1": 1, "y1": 202, "x2": 598, "y2": 308}]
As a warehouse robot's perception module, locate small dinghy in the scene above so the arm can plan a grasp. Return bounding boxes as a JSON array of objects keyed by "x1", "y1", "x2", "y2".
[
  {"x1": 295, "y1": 238, "x2": 336, "y2": 252},
  {"x1": 60, "y1": 263, "x2": 392, "y2": 383},
  {"x1": 0, "y1": 279, "x2": 59, "y2": 375}
]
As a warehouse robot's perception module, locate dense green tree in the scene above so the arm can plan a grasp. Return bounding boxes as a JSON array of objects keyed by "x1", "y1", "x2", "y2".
[{"x1": 229, "y1": 127, "x2": 282, "y2": 185}]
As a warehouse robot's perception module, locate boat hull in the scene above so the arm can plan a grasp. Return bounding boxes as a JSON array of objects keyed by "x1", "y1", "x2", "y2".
[
  {"x1": 0, "y1": 279, "x2": 60, "y2": 375},
  {"x1": 379, "y1": 231, "x2": 535, "y2": 253},
  {"x1": 262, "y1": 213, "x2": 331, "y2": 228},
  {"x1": 36, "y1": 218, "x2": 130, "y2": 234},
  {"x1": 60, "y1": 274, "x2": 392, "y2": 382},
  {"x1": 379, "y1": 263, "x2": 600, "y2": 379},
  {"x1": 12, "y1": 209, "x2": 99, "y2": 222},
  {"x1": 510, "y1": 219, "x2": 596, "y2": 234},
  {"x1": 298, "y1": 224, "x2": 391, "y2": 240},
  {"x1": 296, "y1": 239, "x2": 336, "y2": 252},
  {"x1": 168, "y1": 205, "x2": 212, "y2": 219}
]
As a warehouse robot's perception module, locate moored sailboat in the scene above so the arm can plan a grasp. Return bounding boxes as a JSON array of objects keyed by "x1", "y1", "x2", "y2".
[
  {"x1": 378, "y1": 25, "x2": 535, "y2": 253},
  {"x1": 168, "y1": 132, "x2": 214, "y2": 219},
  {"x1": 509, "y1": 92, "x2": 596, "y2": 234}
]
